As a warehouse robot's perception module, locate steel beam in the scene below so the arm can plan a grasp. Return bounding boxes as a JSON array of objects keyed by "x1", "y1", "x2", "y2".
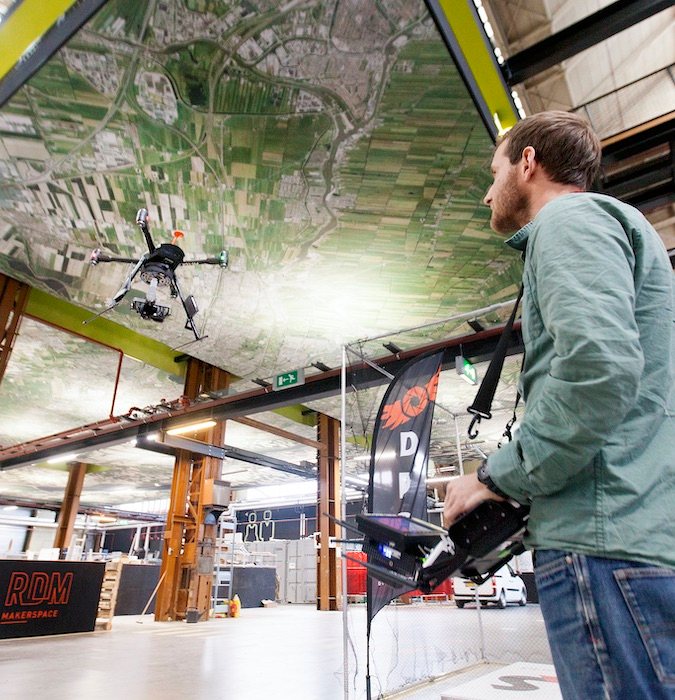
[
  {"x1": 0, "y1": 495, "x2": 166, "y2": 521},
  {"x1": 425, "y1": 0, "x2": 519, "y2": 140},
  {"x1": 0, "y1": 323, "x2": 522, "y2": 470},
  {"x1": 599, "y1": 114, "x2": 675, "y2": 212},
  {"x1": 25, "y1": 289, "x2": 188, "y2": 377},
  {"x1": 138, "y1": 433, "x2": 318, "y2": 480},
  {"x1": 0, "y1": 0, "x2": 110, "y2": 108},
  {"x1": 502, "y1": 0, "x2": 673, "y2": 86}
]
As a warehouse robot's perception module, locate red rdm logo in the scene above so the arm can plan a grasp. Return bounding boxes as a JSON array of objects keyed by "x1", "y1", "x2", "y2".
[{"x1": 4, "y1": 571, "x2": 73, "y2": 606}]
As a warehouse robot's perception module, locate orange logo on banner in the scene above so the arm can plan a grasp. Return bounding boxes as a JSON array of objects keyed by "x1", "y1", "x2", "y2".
[{"x1": 381, "y1": 368, "x2": 440, "y2": 430}]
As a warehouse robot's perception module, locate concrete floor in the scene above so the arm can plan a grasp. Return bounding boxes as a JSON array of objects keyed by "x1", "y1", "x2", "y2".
[{"x1": 0, "y1": 605, "x2": 551, "y2": 700}]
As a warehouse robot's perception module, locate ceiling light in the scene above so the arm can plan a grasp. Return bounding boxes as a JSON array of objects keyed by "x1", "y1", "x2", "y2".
[
  {"x1": 3, "y1": 505, "x2": 18, "y2": 511},
  {"x1": 166, "y1": 420, "x2": 217, "y2": 436},
  {"x1": 47, "y1": 453, "x2": 77, "y2": 464},
  {"x1": 311, "y1": 361, "x2": 331, "y2": 372},
  {"x1": 493, "y1": 112, "x2": 507, "y2": 136},
  {"x1": 252, "y1": 378, "x2": 272, "y2": 388}
]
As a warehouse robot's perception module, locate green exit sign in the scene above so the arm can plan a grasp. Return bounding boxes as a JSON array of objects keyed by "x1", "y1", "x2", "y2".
[
  {"x1": 273, "y1": 368, "x2": 305, "y2": 391},
  {"x1": 456, "y1": 355, "x2": 478, "y2": 385}
]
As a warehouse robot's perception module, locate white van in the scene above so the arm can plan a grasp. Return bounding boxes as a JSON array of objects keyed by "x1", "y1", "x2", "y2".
[{"x1": 453, "y1": 564, "x2": 527, "y2": 608}]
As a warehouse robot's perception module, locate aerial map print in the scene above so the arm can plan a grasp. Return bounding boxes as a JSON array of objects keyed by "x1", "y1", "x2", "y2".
[{"x1": 0, "y1": 0, "x2": 520, "y2": 378}]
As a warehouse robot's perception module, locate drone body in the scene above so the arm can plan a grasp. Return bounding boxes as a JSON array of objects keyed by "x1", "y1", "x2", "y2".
[{"x1": 86, "y1": 208, "x2": 228, "y2": 341}]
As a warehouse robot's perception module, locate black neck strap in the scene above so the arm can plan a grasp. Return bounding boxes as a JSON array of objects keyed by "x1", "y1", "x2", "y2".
[{"x1": 467, "y1": 285, "x2": 523, "y2": 439}]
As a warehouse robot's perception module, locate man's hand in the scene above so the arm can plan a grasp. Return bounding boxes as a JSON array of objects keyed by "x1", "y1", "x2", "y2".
[{"x1": 443, "y1": 473, "x2": 506, "y2": 526}]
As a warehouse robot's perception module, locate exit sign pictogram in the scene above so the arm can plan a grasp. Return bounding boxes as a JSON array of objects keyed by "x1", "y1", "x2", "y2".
[{"x1": 273, "y1": 368, "x2": 305, "y2": 391}]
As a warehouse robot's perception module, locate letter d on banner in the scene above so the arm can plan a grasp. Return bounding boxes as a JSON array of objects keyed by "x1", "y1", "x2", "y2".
[{"x1": 400, "y1": 431, "x2": 419, "y2": 456}]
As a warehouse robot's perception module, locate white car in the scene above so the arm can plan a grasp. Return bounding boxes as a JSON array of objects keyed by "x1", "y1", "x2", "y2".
[{"x1": 453, "y1": 564, "x2": 527, "y2": 609}]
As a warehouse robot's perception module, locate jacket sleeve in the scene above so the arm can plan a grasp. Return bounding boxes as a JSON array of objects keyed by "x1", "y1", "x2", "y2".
[{"x1": 488, "y1": 198, "x2": 643, "y2": 501}]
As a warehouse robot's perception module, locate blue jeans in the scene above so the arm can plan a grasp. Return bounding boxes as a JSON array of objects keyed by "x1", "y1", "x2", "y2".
[{"x1": 535, "y1": 549, "x2": 675, "y2": 700}]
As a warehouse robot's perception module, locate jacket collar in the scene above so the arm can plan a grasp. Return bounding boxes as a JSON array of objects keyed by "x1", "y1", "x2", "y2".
[{"x1": 505, "y1": 219, "x2": 534, "y2": 252}]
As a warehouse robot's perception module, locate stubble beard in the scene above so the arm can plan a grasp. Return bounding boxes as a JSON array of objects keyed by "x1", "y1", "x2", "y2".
[{"x1": 490, "y1": 171, "x2": 530, "y2": 235}]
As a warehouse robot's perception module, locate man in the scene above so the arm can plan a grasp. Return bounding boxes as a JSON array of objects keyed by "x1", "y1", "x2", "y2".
[{"x1": 444, "y1": 111, "x2": 674, "y2": 699}]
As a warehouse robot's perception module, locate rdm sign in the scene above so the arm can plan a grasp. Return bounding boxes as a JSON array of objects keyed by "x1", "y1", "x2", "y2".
[{"x1": 0, "y1": 560, "x2": 105, "y2": 639}]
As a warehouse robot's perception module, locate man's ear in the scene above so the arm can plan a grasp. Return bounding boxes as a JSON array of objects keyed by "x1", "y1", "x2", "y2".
[{"x1": 520, "y1": 146, "x2": 537, "y2": 181}]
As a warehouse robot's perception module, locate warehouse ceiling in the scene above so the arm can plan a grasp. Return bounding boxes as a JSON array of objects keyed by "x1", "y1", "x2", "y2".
[{"x1": 0, "y1": 0, "x2": 673, "y2": 515}]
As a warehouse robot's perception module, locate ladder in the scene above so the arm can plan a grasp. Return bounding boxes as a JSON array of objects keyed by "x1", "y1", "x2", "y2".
[{"x1": 211, "y1": 514, "x2": 237, "y2": 617}]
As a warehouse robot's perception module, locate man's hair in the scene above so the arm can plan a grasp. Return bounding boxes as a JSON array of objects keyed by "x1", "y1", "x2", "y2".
[{"x1": 501, "y1": 111, "x2": 601, "y2": 190}]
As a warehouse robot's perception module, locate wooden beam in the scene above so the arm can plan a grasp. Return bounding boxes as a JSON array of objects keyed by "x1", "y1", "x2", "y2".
[
  {"x1": 233, "y1": 416, "x2": 321, "y2": 449},
  {"x1": 155, "y1": 359, "x2": 231, "y2": 622},
  {"x1": 0, "y1": 274, "x2": 30, "y2": 384},
  {"x1": 53, "y1": 461, "x2": 87, "y2": 554},
  {"x1": 316, "y1": 413, "x2": 341, "y2": 611}
]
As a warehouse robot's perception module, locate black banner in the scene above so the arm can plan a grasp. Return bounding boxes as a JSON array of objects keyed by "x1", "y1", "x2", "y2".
[
  {"x1": 0, "y1": 560, "x2": 105, "y2": 639},
  {"x1": 367, "y1": 350, "x2": 443, "y2": 625}
]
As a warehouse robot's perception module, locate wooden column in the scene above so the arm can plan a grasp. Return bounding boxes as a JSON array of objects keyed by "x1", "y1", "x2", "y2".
[
  {"x1": 53, "y1": 461, "x2": 88, "y2": 556},
  {"x1": 155, "y1": 358, "x2": 231, "y2": 622},
  {"x1": 0, "y1": 273, "x2": 30, "y2": 384},
  {"x1": 316, "y1": 413, "x2": 342, "y2": 611}
]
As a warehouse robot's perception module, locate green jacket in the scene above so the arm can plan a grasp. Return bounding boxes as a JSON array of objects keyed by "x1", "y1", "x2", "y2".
[{"x1": 488, "y1": 192, "x2": 675, "y2": 569}]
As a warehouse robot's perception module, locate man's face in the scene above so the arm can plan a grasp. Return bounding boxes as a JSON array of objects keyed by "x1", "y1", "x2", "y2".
[{"x1": 483, "y1": 140, "x2": 530, "y2": 234}]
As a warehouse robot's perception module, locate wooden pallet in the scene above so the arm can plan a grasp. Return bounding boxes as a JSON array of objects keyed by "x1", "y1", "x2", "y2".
[{"x1": 95, "y1": 560, "x2": 124, "y2": 631}]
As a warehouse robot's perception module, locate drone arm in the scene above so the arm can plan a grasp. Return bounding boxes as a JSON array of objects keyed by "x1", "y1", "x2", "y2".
[
  {"x1": 90, "y1": 250, "x2": 138, "y2": 265},
  {"x1": 182, "y1": 251, "x2": 229, "y2": 268}
]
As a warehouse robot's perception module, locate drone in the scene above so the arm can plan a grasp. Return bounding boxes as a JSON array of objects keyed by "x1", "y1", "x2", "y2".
[{"x1": 85, "y1": 208, "x2": 228, "y2": 341}]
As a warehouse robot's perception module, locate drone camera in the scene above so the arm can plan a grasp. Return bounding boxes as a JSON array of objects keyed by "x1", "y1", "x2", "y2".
[{"x1": 131, "y1": 298, "x2": 170, "y2": 322}]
